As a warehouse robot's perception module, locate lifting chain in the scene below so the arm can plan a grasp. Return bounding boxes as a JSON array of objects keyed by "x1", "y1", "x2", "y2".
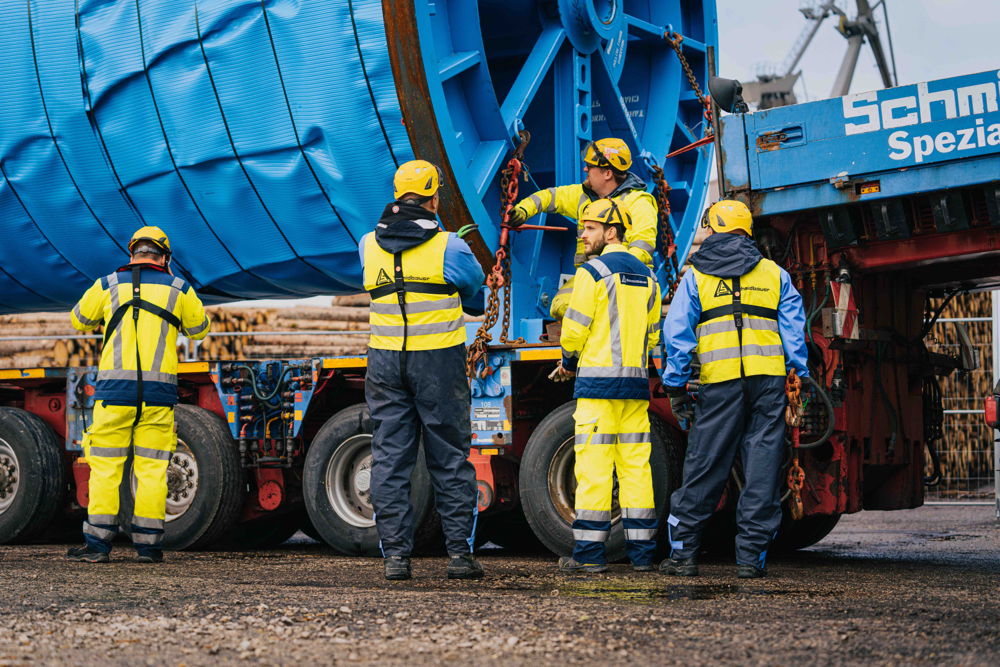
[
  {"x1": 649, "y1": 164, "x2": 681, "y2": 302},
  {"x1": 645, "y1": 31, "x2": 715, "y2": 304},
  {"x1": 466, "y1": 130, "x2": 530, "y2": 379},
  {"x1": 785, "y1": 369, "x2": 806, "y2": 520},
  {"x1": 666, "y1": 31, "x2": 713, "y2": 134}
]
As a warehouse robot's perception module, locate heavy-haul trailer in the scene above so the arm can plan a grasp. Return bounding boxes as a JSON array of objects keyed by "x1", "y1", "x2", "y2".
[
  {"x1": 0, "y1": 0, "x2": 718, "y2": 557},
  {"x1": 3, "y1": 0, "x2": 997, "y2": 558}
]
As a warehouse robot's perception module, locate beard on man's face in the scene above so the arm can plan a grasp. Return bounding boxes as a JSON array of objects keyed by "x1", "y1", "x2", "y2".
[{"x1": 584, "y1": 235, "x2": 605, "y2": 256}]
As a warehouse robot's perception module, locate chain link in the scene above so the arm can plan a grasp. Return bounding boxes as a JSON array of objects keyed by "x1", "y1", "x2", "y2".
[
  {"x1": 466, "y1": 131, "x2": 530, "y2": 379},
  {"x1": 650, "y1": 165, "x2": 682, "y2": 302},
  {"x1": 784, "y1": 369, "x2": 805, "y2": 520},
  {"x1": 666, "y1": 31, "x2": 714, "y2": 132}
]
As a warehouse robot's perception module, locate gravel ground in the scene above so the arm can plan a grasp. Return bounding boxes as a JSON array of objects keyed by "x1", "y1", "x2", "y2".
[{"x1": 1, "y1": 505, "x2": 998, "y2": 666}]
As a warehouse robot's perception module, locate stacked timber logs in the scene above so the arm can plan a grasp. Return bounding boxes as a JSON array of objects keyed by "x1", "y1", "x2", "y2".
[
  {"x1": 925, "y1": 293, "x2": 995, "y2": 499},
  {"x1": 246, "y1": 297, "x2": 371, "y2": 358},
  {"x1": 0, "y1": 312, "x2": 100, "y2": 368},
  {"x1": 0, "y1": 292, "x2": 496, "y2": 368},
  {"x1": 193, "y1": 308, "x2": 269, "y2": 360}
]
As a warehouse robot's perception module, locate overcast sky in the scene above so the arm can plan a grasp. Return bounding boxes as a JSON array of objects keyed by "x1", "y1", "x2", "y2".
[{"x1": 717, "y1": 0, "x2": 999, "y2": 101}]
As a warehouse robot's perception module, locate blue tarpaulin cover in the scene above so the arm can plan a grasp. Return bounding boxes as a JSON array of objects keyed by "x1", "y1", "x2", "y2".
[{"x1": 0, "y1": 0, "x2": 411, "y2": 312}]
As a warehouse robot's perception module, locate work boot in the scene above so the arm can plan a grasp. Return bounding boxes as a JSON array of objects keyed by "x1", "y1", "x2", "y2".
[
  {"x1": 631, "y1": 563, "x2": 656, "y2": 572},
  {"x1": 557, "y1": 556, "x2": 608, "y2": 574},
  {"x1": 737, "y1": 564, "x2": 767, "y2": 579},
  {"x1": 66, "y1": 545, "x2": 110, "y2": 563},
  {"x1": 384, "y1": 556, "x2": 412, "y2": 581},
  {"x1": 136, "y1": 550, "x2": 164, "y2": 564},
  {"x1": 659, "y1": 556, "x2": 699, "y2": 576},
  {"x1": 447, "y1": 553, "x2": 484, "y2": 580}
]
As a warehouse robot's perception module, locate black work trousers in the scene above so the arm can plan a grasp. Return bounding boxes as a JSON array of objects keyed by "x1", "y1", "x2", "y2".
[
  {"x1": 366, "y1": 344, "x2": 477, "y2": 557},
  {"x1": 667, "y1": 374, "x2": 787, "y2": 567}
]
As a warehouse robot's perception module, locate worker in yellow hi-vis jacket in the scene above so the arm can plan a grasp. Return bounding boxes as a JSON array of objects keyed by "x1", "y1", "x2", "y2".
[
  {"x1": 550, "y1": 198, "x2": 662, "y2": 573},
  {"x1": 506, "y1": 138, "x2": 659, "y2": 319},
  {"x1": 67, "y1": 227, "x2": 210, "y2": 563}
]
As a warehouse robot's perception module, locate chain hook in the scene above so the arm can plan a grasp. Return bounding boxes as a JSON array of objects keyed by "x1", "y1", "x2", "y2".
[
  {"x1": 784, "y1": 369, "x2": 806, "y2": 519},
  {"x1": 466, "y1": 131, "x2": 530, "y2": 378}
]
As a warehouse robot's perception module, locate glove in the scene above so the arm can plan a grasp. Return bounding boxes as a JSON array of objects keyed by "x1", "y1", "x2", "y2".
[
  {"x1": 456, "y1": 223, "x2": 479, "y2": 239},
  {"x1": 548, "y1": 362, "x2": 575, "y2": 383},
  {"x1": 665, "y1": 386, "x2": 695, "y2": 428},
  {"x1": 506, "y1": 206, "x2": 528, "y2": 227}
]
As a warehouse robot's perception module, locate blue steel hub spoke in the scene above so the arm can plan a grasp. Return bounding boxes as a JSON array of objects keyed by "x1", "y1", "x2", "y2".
[{"x1": 398, "y1": 0, "x2": 716, "y2": 323}]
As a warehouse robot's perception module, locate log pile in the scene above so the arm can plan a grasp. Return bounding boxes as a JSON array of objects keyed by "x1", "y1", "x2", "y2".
[
  {"x1": 925, "y1": 292, "x2": 995, "y2": 499},
  {"x1": 0, "y1": 312, "x2": 99, "y2": 368},
  {"x1": 246, "y1": 297, "x2": 371, "y2": 358},
  {"x1": 0, "y1": 291, "x2": 498, "y2": 368}
]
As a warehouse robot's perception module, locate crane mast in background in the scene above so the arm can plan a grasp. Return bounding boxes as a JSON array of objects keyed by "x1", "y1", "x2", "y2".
[{"x1": 742, "y1": 0, "x2": 898, "y2": 109}]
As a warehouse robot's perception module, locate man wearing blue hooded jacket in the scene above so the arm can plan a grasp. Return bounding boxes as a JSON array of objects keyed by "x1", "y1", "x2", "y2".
[
  {"x1": 360, "y1": 160, "x2": 486, "y2": 582},
  {"x1": 659, "y1": 200, "x2": 808, "y2": 578}
]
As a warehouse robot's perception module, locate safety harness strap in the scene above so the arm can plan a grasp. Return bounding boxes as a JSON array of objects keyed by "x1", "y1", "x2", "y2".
[
  {"x1": 101, "y1": 267, "x2": 183, "y2": 425},
  {"x1": 732, "y1": 275, "x2": 745, "y2": 380},
  {"x1": 392, "y1": 251, "x2": 409, "y2": 353},
  {"x1": 698, "y1": 302, "x2": 777, "y2": 324},
  {"x1": 367, "y1": 281, "x2": 457, "y2": 300}
]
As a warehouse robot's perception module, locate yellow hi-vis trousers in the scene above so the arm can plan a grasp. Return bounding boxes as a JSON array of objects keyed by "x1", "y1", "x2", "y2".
[
  {"x1": 572, "y1": 398, "x2": 657, "y2": 566},
  {"x1": 82, "y1": 401, "x2": 176, "y2": 552}
]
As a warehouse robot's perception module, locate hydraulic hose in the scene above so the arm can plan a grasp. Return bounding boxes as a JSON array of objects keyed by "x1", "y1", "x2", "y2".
[
  {"x1": 792, "y1": 374, "x2": 836, "y2": 450},
  {"x1": 235, "y1": 364, "x2": 294, "y2": 403}
]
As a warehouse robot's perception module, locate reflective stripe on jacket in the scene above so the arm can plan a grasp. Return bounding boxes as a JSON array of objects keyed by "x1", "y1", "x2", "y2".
[
  {"x1": 513, "y1": 183, "x2": 657, "y2": 269},
  {"x1": 692, "y1": 259, "x2": 785, "y2": 383},
  {"x1": 361, "y1": 231, "x2": 465, "y2": 351},
  {"x1": 70, "y1": 267, "x2": 210, "y2": 406},
  {"x1": 560, "y1": 245, "x2": 661, "y2": 399}
]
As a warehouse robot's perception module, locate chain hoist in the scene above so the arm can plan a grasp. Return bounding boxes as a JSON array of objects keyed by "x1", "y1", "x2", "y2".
[
  {"x1": 466, "y1": 131, "x2": 530, "y2": 379},
  {"x1": 785, "y1": 369, "x2": 806, "y2": 520}
]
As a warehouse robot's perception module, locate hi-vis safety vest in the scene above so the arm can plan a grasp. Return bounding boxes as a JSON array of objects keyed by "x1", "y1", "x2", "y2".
[
  {"x1": 70, "y1": 266, "x2": 211, "y2": 408},
  {"x1": 560, "y1": 245, "x2": 661, "y2": 400},
  {"x1": 362, "y1": 231, "x2": 465, "y2": 351},
  {"x1": 693, "y1": 259, "x2": 785, "y2": 384}
]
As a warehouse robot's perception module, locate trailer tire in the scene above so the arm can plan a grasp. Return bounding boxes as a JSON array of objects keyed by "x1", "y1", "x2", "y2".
[
  {"x1": 0, "y1": 407, "x2": 65, "y2": 544},
  {"x1": 303, "y1": 403, "x2": 434, "y2": 556},
  {"x1": 774, "y1": 512, "x2": 841, "y2": 551},
  {"x1": 119, "y1": 404, "x2": 243, "y2": 550},
  {"x1": 519, "y1": 402, "x2": 676, "y2": 561}
]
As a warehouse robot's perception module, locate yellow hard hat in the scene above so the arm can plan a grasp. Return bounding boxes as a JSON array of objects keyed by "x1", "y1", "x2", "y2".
[
  {"x1": 128, "y1": 226, "x2": 171, "y2": 255},
  {"x1": 393, "y1": 159, "x2": 441, "y2": 199},
  {"x1": 581, "y1": 198, "x2": 632, "y2": 231},
  {"x1": 703, "y1": 200, "x2": 753, "y2": 235},
  {"x1": 582, "y1": 138, "x2": 632, "y2": 172}
]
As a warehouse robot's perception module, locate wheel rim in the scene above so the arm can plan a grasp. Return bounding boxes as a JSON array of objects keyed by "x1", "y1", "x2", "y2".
[
  {"x1": 130, "y1": 439, "x2": 199, "y2": 522},
  {"x1": 324, "y1": 434, "x2": 376, "y2": 529},
  {"x1": 0, "y1": 438, "x2": 20, "y2": 514},
  {"x1": 546, "y1": 436, "x2": 621, "y2": 526}
]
